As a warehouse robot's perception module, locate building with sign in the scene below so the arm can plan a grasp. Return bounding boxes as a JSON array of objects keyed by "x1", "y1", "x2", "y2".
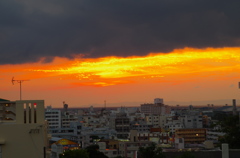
[{"x1": 51, "y1": 138, "x2": 80, "y2": 158}]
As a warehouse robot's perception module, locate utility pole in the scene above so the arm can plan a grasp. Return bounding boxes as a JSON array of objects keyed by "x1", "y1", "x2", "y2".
[{"x1": 12, "y1": 77, "x2": 29, "y2": 100}]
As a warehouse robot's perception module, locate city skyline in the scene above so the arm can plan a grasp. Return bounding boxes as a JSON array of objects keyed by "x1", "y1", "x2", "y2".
[{"x1": 1, "y1": 1, "x2": 240, "y2": 107}]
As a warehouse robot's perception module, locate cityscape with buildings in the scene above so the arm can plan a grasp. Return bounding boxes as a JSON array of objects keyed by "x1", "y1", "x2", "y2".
[
  {"x1": 0, "y1": 97, "x2": 239, "y2": 158},
  {"x1": 1, "y1": 1, "x2": 240, "y2": 158}
]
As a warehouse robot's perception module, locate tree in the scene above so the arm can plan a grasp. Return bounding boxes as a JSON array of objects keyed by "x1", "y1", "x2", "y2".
[
  {"x1": 218, "y1": 115, "x2": 240, "y2": 149},
  {"x1": 175, "y1": 151, "x2": 195, "y2": 158},
  {"x1": 138, "y1": 143, "x2": 165, "y2": 158},
  {"x1": 86, "y1": 144, "x2": 109, "y2": 158},
  {"x1": 59, "y1": 149, "x2": 89, "y2": 158}
]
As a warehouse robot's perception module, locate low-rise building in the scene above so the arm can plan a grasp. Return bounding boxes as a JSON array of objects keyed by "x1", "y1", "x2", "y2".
[
  {"x1": 175, "y1": 128, "x2": 207, "y2": 144},
  {"x1": 130, "y1": 123, "x2": 152, "y2": 133},
  {"x1": 51, "y1": 138, "x2": 80, "y2": 158},
  {"x1": 97, "y1": 141, "x2": 119, "y2": 158},
  {"x1": 138, "y1": 132, "x2": 170, "y2": 144}
]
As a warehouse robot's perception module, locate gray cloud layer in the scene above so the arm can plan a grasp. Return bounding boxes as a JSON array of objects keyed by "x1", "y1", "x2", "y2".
[{"x1": 1, "y1": 0, "x2": 240, "y2": 64}]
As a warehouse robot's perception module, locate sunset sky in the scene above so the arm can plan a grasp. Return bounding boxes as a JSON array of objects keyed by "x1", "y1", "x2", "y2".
[{"x1": 1, "y1": 0, "x2": 240, "y2": 107}]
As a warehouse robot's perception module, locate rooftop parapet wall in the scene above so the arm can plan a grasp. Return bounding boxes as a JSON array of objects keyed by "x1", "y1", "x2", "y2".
[{"x1": 16, "y1": 100, "x2": 45, "y2": 124}]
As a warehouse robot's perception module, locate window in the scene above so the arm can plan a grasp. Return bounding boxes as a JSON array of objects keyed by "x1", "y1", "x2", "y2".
[{"x1": 179, "y1": 138, "x2": 183, "y2": 143}]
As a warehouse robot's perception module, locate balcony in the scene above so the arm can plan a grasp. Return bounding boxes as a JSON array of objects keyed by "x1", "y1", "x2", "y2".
[
  {"x1": 176, "y1": 130, "x2": 205, "y2": 134},
  {"x1": 184, "y1": 138, "x2": 205, "y2": 142},
  {"x1": 3, "y1": 116, "x2": 15, "y2": 120},
  {"x1": 5, "y1": 111, "x2": 16, "y2": 116},
  {"x1": 177, "y1": 134, "x2": 205, "y2": 138},
  {"x1": 5, "y1": 107, "x2": 16, "y2": 113}
]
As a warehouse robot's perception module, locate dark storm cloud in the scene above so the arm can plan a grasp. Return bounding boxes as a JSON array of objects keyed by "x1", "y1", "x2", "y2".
[{"x1": 1, "y1": 0, "x2": 240, "y2": 64}]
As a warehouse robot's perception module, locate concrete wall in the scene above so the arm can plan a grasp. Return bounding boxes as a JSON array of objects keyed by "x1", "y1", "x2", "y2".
[
  {"x1": 0, "y1": 123, "x2": 47, "y2": 158},
  {"x1": 16, "y1": 100, "x2": 45, "y2": 124}
]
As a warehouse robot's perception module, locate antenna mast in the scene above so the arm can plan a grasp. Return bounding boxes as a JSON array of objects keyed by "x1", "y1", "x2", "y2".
[
  {"x1": 12, "y1": 77, "x2": 29, "y2": 100},
  {"x1": 104, "y1": 100, "x2": 106, "y2": 109}
]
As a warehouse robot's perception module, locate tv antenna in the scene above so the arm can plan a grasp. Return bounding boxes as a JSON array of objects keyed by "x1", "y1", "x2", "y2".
[{"x1": 12, "y1": 77, "x2": 29, "y2": 100}]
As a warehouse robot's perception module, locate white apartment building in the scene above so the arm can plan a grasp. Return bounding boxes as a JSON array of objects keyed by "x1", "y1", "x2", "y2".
[
  {"x1": 138, "y1": 132, "x2": 170, "y2": 144},
  {"x1": 119, "y1": 130, "x2": 152, "y2": 158},
  {"x1": 182, "y1": 114, "x2": 203, "y2": 128},
  {"x1": 206, "y1": 129, "x2": 225, "y2": 143},
  {"x1": 131, "y1": 123, "x2": 152, "y2": 133},
  {"x1": 145, "y1": 114, "x2": 160, "y2": 127},
  {"x1": 61, "y1": 113, "x2": 78, "y2": 128},
  {"x1": 164, "y1": 115, "x2": 184, "y2": 134},
  {"x1": 159, "y1": 115, "x2": 168, "y2": 128},
  {"x1": 45, "y1": 106, "x2": 61, "y2": 129},
  {"x1": 0, "y1": 100, "x2": 50, "y2": 158},
  {"x1": 108, "y1": 115, "x2": 116, "y2": 129},
  {"x1": 145, "y1": 114, "x2": 168, "y2": 128},
  {"x1": 82, "y1": 115, "x2": 106, "y2": 128}
]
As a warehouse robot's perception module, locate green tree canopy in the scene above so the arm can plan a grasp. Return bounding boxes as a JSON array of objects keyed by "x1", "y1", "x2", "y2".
[
  {"x1": 138, "y1": 143, "x2": 165, "y2": 158},
  {"x1": 218, "y1": 115, "x2": 240, "y2": 149},
  {"x1": 114, "y1": 156, "x2": 124, "y2": 158},
  {"x1": 175, "y1": 151, "x2": 195, "y2": 158},
  {"x1": 86, "y1": 144, "x2": 108, "y2": 158},
  {"x1": 59, "y1": 149, "x2": 89, "y2": 158}
]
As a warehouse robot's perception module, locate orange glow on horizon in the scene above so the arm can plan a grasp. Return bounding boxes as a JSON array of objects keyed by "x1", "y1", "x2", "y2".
[
  {"x1": 2, "y1": 47, "x2": 240, "y2": 107},
  {"x1": 1, "y1": 47, "x2": 240, "y2": 87}
]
